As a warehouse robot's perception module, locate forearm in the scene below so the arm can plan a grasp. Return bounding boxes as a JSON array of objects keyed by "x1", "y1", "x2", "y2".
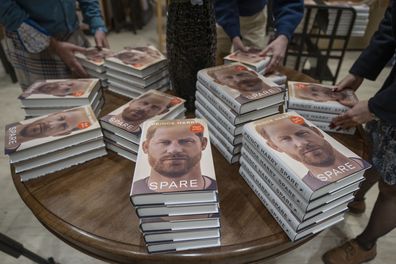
[
  {"x1": 78, "y1": 0, "x2": 106, "y2": 34},
  {"x1": 272, "y1": 0, "x2": 303, "y2": 40},
  {"x1": 214, "y1": 0, "x2": 240, "y2": 40}
]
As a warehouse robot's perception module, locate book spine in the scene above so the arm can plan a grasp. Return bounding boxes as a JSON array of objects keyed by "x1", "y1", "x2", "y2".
[
  {"x1": 197, "y1": 73, "x2": 242, "y2": 113},
  {"x1": 195, "y1": 99, "x2": 239, "y2": 136},
  {"x1": 311, "y1": 121, "x2": 356, "y2": 135},
  {"x1": 207, "y1": 124, "x2": 241, "y2": 155},
  {"x1": 241, "y1": 146, "x2": 308, "y2": 219},
  {"x1": 292, "y1": 109, "x2": 337, "y2": 123},
  {"x1": 207, "y1": 126, "x2": 240, "y2": 164},
  {"x1": 239, "y1": 166, "x2": 297, "y2": 241},
  {"x1": 196, "y1": 84, "x2": 237, "y2": 124},
  {"x1": 287, "y1": 99, "x2": 349, "y2": 114},
  {"x1": 242, "y1": 127, "x2": 313, "y2": 200}
]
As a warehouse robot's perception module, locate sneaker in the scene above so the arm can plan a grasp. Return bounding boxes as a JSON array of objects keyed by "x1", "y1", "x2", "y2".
[
  {"x1": 322, "y1": 239, "x2": 377, "y2": 264},
  {"x1": 348, "y1": 199, "x2": 366, "y2": 214}
]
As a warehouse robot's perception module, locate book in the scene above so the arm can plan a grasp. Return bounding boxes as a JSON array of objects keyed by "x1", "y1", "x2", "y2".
[
  {"x1": 241, "y1": 143, "x2": 360, "y2": 221},
  {"x1": 19, "y1": 147, "x2": 107, "y2": 182},
  {"x1": 287, "y1": 81, "x2": 358, "y2": 114},
  {"x1": 5, "y1": 105, "x2": 103, "y2": 163},
  {"x1": 197, "y1": 63, "x2": 284, "y2": 114},
  {"x1": 290, "y1": 109, "x2": 338, "y2": 123},
  {"x1": 136, "y1": 203, "x2": 220, "y2": 218},
  {"x1": 239, "y1": 164, "x2": 345, "y2": 241},
  {"x1": 104, "y1": 46, "x2": 167, "y2": 78},
  {"x1": 242, "y1": 112, "x2": 370, "y2": 200},
  {"x1": 102, "y1": 130, "x2": 139, "y2": 153},
  {"x1": 75, "y1": 47, "x2": 115, "y2": 72},
  {"x1": 18, "y1": 79, "x2": 101, "y2": 107},
  {"x1": 263, "y1": 71, "x2": 287, "y2": 85},
  {"x1": 146, "y1": 237, "x2": 220, "y2": 254},
  {"x1": 100, "y1": 90, "x2": 185, "y2": 144},
  {"x1": 108, "y1": 81, "x2": 169, "y2": 99},
  {"x1": 107, "y1": 75, "x2": 170, "y2": 95},
  {"x1": 311, "y1": 120, "x2": 356, "y2": 135},
  {"x1": 196, "y1": 83, "x2": 280, "y2": 125},
  {"x1": 144, "y1": 228, "x2": 220, "y2": 244},
  {"x1": 239, "y1": 162, "x2": 349, "y2": 231},
  {"x1": 130, "y1": 118, "x2": 218, "y2": 206},
  {"x1": 140, "y1": 213, "x2": 220, "y2": 232},
  {"x1": 206, "y1": 122, "x2": 242, "y2": 155},
  {"x1": 105, "y1": 140, "x2": 137, "y2": 162},
  {"x1": 223, "y1": 47, "x2": 271, "y2": 73}
]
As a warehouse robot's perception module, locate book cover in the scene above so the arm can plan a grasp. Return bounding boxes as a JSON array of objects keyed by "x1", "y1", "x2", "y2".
[
  {"x1": 243, "y1": 112, "x2": 370, "y2": 195},
  {"x1": 100, "y1": 90, "x2": 184, "y2": 136},
  {"x1": 75, "y1": 47, "x2": 115, "y2": 67},
  {"x1": 19, "y1": 79, "x2": 99, "y2": 100},
  {"x1": 130, "y1": 118, "x2": 217, "y2": 205},
  {"x1": 197, "y1": 63, "x2": 284, "y2": 113},
  {"x1": 223, "y1": 47, "x2": 270, "y2": 73},
  {"x1": 5, "y1": 105, "x2": 100, "y2": 155},
  {"x1": 105, "y1": 45, "x2": 166, "y2": 71},
  {"x1": 288, "y1": 81, "x2": 358, "y2": 114}
]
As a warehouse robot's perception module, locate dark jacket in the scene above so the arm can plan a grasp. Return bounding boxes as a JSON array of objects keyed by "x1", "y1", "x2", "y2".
[
  {"x1": 350, "y1": 3, "x2": 396, "y2": 125},
  {"x1": 214, "y1": 0, "x2": 304, "y2": 41}
]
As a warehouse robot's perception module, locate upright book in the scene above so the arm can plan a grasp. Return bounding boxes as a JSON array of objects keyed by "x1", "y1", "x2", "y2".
[
  {"x1": 287, "y1": 81, "x2": 358, "y2": 114},
  {"x1": 197, "y1": 63, "x2": 284, "y2": 114},
  {"x1": 104, "y1": 46, "x2": 167, "y2": 78},
  {"x1": 242, "y1": 111, "x2": 370, "y2": 200},
  {"x1": 130, "y1": 118, "x2": 218, "y2": 207},
  {"x1": 100, "y1": 90, "x2": 185, "y2": 144},
  {"x1": 223, "y1": 47, "x2": 270, "y2": 73}
]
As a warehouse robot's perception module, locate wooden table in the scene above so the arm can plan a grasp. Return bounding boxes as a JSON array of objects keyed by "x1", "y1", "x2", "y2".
[{"x1": 11, "y1": 68, "x2": 368, "y2": 264}]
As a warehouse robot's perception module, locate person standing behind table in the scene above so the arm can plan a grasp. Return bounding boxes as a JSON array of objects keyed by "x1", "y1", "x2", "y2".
[
  {"x1": 0, "y1": 0, "x2": 109, "y2": 90},
  {"x1": 322, "y1": 2, "x2": 396, "y2": 263},
  {"x1": 215, "y1": 0, "x2": 304, "y2": 73}
]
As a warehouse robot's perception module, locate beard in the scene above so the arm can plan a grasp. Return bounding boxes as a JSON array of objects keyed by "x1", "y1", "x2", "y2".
[
  {"x1": 299, "y1": 141, "x2": 335, "y2": 167},
  {"x1": 149, "y1": 152, "x2": 201, "y2": 178}
]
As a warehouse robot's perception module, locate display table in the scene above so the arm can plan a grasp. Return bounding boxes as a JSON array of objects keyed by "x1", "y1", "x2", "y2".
[{"x1": 11, "y1": 68, "x2": 368, "y2": 264}]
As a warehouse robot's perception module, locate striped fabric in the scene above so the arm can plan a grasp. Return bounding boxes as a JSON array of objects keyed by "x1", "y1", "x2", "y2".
[{"x1": 4, "y1": 30, "x2": 90, "y2": 90}]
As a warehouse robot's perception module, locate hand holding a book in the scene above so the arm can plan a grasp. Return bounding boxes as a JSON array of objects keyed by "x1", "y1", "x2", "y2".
[
  {"x1": 232, "y1": 37, "x2": 248, "y2": 52},
  {"x1": 49, "y1": 38, "x2": 89, "y2": 78},
  {"x1": 335, "y1": 73, "x2": 364, "y2": 92},
  {"x1": 94, "y1": 30, "x2": 110, "y2": 49},
  {"x1": 259, "y1": 35, "x2": 288, "y2": 74},
  {"x1": 330, "y1": 100, "x2": 373, "y2": 129}
]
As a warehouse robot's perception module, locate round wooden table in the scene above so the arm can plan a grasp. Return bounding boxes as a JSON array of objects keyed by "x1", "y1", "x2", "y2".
[{"x1": 11, "y1": 68, "x2": 368, "y2": 264}]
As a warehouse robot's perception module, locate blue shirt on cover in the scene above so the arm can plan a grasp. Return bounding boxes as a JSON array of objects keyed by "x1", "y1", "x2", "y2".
[{"x1": 214, "y1": 0, "x2": 304, "y2": 41}]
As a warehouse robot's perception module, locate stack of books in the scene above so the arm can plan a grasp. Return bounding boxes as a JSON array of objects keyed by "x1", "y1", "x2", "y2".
[
  {"x1": 286, "y1": 81, "x2": 359, "y2": 135},
  {"x1": 264, "y1": 71, "x2": 287, "y2": 89},
  {"x1": 240, "y1": 112, "x2": 371, "y2": 241},
  {"x1": 324, "y1": 1, "x2": 369, "y2": 37},
  {"x1": 195, "y1": 63, "x2": 285, "y2": 164},
  {"x1": 75, "y1": 47, "x2": 115, "y2": 88},
  {"x1": 223, "y1": 47, "x2": 270, "y2": 74},
  {"x1": 19, "y1": 79, "x2": 104, "y2": 118},
  {"x1": 4, "y1": 105, "x2": 107, "y2": 182},
  {"x1": 104, "y1": 46, "x2": 169, "y2": 98},
  {"x1": 100, "y1": 90, "x2": 186, "y2": 161},
  {"x1": 130, "y1": 119, "x2": 220, "y2": 253}
]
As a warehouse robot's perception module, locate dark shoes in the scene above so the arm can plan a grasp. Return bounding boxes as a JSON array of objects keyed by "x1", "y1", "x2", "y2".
[
  {"x1": 347, "y1": 199, "x2": 366, "y2": 214},
  {"x1": 322, "y1": 239, "x2": 377, "y2": 264}
]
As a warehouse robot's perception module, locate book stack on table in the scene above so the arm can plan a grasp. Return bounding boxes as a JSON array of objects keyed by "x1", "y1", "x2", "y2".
[
  {"x1": 264, "y1": 71, "x2": 287, "y2": 89},
  {"x1": 100, "y1": 90, "x2": 185, "y2": 162},
  {"x1": 4, "y1": 105, "x2": 107, "y2": 182},
  {"x1": 18, "y1": 79, "x2": 104, "y2": 119},
  {"x1": 104, "y1": 46, "x2": 170, "y2": 99},
  {"x1": 286, "y1": 81, "x2": 359, "y2": 135},
  {"x1": 223, "y1": 47, "x2": 270, "y2": 75},
  {"x1": 75, "y1": 47, "x2": 115, "y2": 88},
  {"x1": 195, "y1": 63, "x2": 285, "y2": 164},
  {"x1": 240, "y1": 112, "x2": 371, "y2": 241},
  {"x1": 130, "y1": 119, "x2": 221, "y2": 253}
]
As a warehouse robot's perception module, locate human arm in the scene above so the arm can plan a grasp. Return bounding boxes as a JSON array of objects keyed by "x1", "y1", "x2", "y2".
[
  {"x1": 78, "y1": 0, "x2": 109, "y2": 48},
  {"x1": 261, "y1": 0, "x2": 303, "y2": 73},
  {"x1": 214, "y1": 0, "x2": 242, "y2": 49}
]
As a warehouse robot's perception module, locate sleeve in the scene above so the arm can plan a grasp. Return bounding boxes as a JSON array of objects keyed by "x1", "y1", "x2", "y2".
[
  {"x1": 77, "y1": 0, "x2": 107, "y2": 35},
  {"x1": 350, "y1": 6, "x2": 396, "y2": 81},
  {"x1": 272, "y1": 0, "x2": 304, "y2": 40},
  {"x1": 0, "y1": 1, "x2": 50, "y2": 53},
  {"x1": 214, "y1": 0, "x2": 240, "y2": 40}
]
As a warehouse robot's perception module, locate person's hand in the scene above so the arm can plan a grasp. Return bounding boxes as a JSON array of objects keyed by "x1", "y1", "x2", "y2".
[
  {"x1": 50, "y1": 38, "x2": 88, "y2": 77},
  {"x1": 334, "y1": 73, "x2": 364, "y2": 92},
  {"x1": 94, "y1": 30, "x2": 109, "y2": 49},
  {"x1": 260, "y1": 35, "x2": 288, "y2": 73},
  {"x1": 232, "y1": 36, "x2": 248, "y2": 52},
  {"x1": 330, "y1": 100, "x2": 374, "y2": 129}
]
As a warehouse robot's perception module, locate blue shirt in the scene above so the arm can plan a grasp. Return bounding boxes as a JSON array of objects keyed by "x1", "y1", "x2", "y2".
[
  {"x1": 0, "y1": 0, "x2": 105, "y2": 39},
  {"x1": 215, "y1": 0, "x2": 304, "y2": 41}
]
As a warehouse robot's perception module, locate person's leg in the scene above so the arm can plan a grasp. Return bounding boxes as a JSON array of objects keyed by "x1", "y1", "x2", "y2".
[{"x1": 238, "y1": 8, "x2": 267, "y2": 50}]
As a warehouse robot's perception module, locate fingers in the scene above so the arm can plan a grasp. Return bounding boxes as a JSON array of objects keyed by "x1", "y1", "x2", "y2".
[
  {"x1": 265, "y1": 54, "x2": 283, "y2": 74},
  {"x1": 70, "y1": 59, "x2": 89, "y2": 78}
]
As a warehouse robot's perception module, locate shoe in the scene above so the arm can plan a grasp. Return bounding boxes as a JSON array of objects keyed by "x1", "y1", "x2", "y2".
[
  {"x1": 322, "y1": 239, "x2": 377, "y2": 264},
  {"x1": 348, "y1": 199, "x2": 366, "y2": 214}
]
